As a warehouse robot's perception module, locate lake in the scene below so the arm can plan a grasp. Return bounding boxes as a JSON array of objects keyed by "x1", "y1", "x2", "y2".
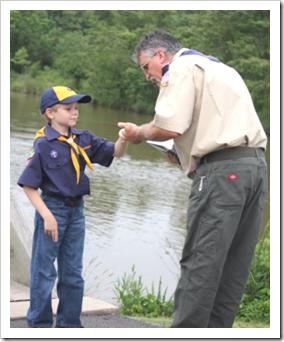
[{"x1": 10, "y1": 91, "x2": 270, "y2": 305}]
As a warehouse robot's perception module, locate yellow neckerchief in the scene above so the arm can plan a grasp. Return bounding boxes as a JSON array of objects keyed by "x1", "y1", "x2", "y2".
[{"x1": 34, "y1": 127, "x2": 93, "y2": 184}]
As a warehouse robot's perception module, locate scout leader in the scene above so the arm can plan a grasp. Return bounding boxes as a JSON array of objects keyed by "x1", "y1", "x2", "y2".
[{"x1": 118, "y1": 29, "x2": 267, "y2": 328}]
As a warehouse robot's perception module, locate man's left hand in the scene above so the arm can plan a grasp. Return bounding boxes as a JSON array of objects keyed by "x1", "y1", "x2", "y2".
[
  {"x1": 118, "y1": 122, "x2": 144, "y2": 144},
  {"x1": 166, "y1": 151, "x2": 179, "y2": 164}
]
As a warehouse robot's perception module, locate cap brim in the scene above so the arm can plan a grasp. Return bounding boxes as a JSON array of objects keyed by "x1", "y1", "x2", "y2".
[{"x1": 60, "y1": 94, "x2": 92, "y2": 104}]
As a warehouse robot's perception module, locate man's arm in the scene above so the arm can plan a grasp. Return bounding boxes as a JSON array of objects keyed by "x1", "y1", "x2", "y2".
[{"x1": 117, "y1": 121, "x2": 180, "y2": 145}]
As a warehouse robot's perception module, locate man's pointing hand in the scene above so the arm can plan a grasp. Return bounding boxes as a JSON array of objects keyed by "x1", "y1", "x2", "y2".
[{"x1": 117, "y1": 122, "x2": 144, "y2": 144}]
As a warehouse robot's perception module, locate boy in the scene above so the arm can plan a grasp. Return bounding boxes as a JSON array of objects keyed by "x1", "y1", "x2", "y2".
[{"x1": 17, "y1": 86, "x2": 128, "y2": 328}]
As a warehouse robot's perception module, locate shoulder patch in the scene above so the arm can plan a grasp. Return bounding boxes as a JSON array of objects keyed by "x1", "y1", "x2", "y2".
[
  {"x1": 29, "y1": 147, "x2": 36, "y2": 159},
  {"x1": 160, "y1": 73, "x2": 170, "y2": 88}
]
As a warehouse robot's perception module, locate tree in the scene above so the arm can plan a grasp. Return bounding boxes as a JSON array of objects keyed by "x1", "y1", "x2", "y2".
[
  {"x1": 53, "y1": 32, "x2": 92, "y2": 90},
  {"x1": 11, "y1": 47, "x2": 31, "y2": 74},
  {"x1": 9, "y1": 10, "x2": 270, "y2": 128}
]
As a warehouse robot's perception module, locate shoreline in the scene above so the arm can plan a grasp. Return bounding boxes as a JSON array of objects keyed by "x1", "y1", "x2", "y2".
[
  {"x1": 10, "y1": 88, "x2": 270, "y2": 135},
  {"x1": 10, "y1": 88, "x2": 153, "y2": 116}
]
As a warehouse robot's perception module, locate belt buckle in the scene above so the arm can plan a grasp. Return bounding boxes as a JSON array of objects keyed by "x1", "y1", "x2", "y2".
[{"x1": 67, "y1": 199, "x2": 77, "y2": 207}]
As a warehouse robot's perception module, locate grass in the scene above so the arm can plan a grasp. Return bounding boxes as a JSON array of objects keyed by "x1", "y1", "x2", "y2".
[
  {"x1": 113, "y1": 265, "x2": 174, "y2": 318},
  {"x1": 130, "y1": 316, "x2": 270, "y2": 328},
  {"x1": 83, "y1": 257, "x2": 115, "y2": 299}
]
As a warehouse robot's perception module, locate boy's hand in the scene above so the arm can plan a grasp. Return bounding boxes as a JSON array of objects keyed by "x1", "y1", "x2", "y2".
[
  {"x1": 44, "y1": 214, "x2": 58, "y2": 242},
  {"x1": 118, "y1": 128, "x2": 126, "y2": 143},
  {"x1": 22, "y1": 186, "x2": 59, "y2": 242}
]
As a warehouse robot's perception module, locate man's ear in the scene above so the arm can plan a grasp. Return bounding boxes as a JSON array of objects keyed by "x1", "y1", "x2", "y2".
[
  {"x1": 45, "y1": 108, "x2": 55, "y2": 120},
  {"x1": 156, "y1": 49, "x2": 167, "y2": 63}
]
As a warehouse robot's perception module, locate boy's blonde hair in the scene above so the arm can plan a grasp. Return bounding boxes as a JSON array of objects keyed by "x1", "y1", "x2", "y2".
[{"x1": 42, "y1": 104, "x2": 60, "y2": 123}]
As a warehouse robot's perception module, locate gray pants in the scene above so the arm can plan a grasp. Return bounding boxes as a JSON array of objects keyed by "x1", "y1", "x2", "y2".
[{"x1": 171, "y1": 154, "x2": 267, "y2": 328}]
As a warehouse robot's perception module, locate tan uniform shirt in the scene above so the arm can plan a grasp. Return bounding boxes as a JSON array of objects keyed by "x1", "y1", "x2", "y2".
[{"x1": 153, "y1": 48, "x2": 267, "y2": 179}]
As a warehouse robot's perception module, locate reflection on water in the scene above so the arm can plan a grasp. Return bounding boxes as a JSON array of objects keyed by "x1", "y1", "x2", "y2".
[{"x1": 10, "y1": 92, "x2": 270, "y2": 304}]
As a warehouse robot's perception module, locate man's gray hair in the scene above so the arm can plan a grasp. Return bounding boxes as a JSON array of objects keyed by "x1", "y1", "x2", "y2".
[{"x1": 132, "y1": 29, "x2": 183, "y2": 63}]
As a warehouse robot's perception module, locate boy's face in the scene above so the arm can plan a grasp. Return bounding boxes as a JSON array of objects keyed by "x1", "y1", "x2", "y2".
[{"x1": 48, "y1": 102, "x2": 79, "y2": 130}]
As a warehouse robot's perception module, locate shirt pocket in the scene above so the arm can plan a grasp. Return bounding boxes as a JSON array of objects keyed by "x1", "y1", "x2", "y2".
[{"x1": 46, "y1": 158, "x2": 69, "y2": 170}]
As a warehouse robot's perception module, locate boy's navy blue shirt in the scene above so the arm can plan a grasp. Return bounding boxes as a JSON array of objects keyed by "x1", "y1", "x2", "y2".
[{"x1": 18, "y1": 123, "x2": 115, "y2": 198}]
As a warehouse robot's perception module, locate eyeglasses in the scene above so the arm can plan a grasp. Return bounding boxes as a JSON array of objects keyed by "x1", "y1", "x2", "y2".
[{"x1": 140, "y1": 53, "x2": 157, "y2": 72}]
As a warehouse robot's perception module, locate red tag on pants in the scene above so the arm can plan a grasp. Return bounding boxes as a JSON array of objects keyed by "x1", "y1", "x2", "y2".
[{"x1": 228, "y1": 174, "x2": 238, "y2": 180}]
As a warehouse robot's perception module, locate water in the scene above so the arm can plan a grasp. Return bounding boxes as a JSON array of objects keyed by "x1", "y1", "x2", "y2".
[{"x1": 10, "y1": 92, "x2": 270, "y2": 304}]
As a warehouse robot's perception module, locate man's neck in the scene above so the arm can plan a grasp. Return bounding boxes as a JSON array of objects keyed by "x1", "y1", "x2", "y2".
[{"x1": 163, "y1": 55, "x2": 174, "y2": 67}]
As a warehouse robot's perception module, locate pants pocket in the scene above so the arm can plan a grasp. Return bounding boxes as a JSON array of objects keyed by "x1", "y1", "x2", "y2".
[
  {"x1": 196, "y1": 203, "x2": 224, "y2": 254},
  {"x1": 41, "y1": 194, "x2": 65, "y2": 209},
  {"x1": 196, "y1": 221, "x2": 222, "y2": 254},
  {"x1": 257, "y1": 166, "x2": 268, "y2": 210},
  {"x1": 210, "y1": 169, "x2": 251, "y2": 207}
]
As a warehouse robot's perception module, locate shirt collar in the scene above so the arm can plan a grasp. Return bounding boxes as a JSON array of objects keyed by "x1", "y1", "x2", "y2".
[
  {"x1": 44, "y1": 123, "x2": 83, "y2": 141},
  {"x1": 161, "y1": 48, "x2": 189, "y2": 76},
  {"x1": 69, "y1": 127, "x2": 83, "y2": 136},
  {"x1": 172, "y1": 48, "x2": 190, "y2": 62}
]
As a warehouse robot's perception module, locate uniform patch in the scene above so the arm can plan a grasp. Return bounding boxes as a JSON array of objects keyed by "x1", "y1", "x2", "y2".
[
  {"x1": 160, "y1": 73, "x2": 170, "y2": 88},
  {"x1": 50, "y1": 150, "x2": 58, "y2": 158},
  {"x1": 26, "y1": 158, "x2": 31, "y2": 167},
  {"x1": 228, "y1": 174, "x2": 238, "y2": 180},
  {"x1": 29, "y1": 147, "x2": 36, "y2": 159}
]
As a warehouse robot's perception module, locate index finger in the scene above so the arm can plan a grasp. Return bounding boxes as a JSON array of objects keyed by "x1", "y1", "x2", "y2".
[
  {"x1": 52, "y1": 230, "x2": 58, "y2": 243},
  {"x1": 117, "y1": 122, "x2": 126, "y2": 128}
]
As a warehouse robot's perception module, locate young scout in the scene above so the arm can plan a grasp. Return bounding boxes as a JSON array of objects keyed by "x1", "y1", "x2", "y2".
[{"x1": 17, "y1": 86, "x2": 128, "y2": 328}]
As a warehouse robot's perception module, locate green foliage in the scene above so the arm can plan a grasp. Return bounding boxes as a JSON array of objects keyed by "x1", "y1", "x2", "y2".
[
  {"x1": 115, "y1": 221, "x2": 270, "y2": 323},
  {"x1": 11, "y1": 47, "x2": 31, "y2": 74},
  {"x1": 236, "y1": 221, "x2": 270, "y2": 324},
  {"x1": 10, "y1": 10, "x2": 270, "y2": 128},
  {"x1": 11, "y1": 47, "x2": 30, "y2": 66},
  {"x1": 53, "y1": 32, "x2": 92, "y2": 89},
  {"x1": 29, "y1": 61, "x2": 42, "y2": 78},
  {"x1": 114, "y1": 265, "x2": 174, "y2": 317},
  {"x1": 10, "y1": 67, "x2": 74, "y2": 94},
  {"x1": 83, "y1": 257, "x2": 115, "y2": 298}
]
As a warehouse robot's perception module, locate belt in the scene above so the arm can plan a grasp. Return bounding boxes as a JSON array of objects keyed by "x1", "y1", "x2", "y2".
[
  {"x1": 42, "y1": 193, "x2": 82, "y2": 207},
  {"x1": 200, "y1": 146, "x2": 265, "y2": 164},
  {"x1": 64, "y1": 198, "x2": 81, "y2": 207}
]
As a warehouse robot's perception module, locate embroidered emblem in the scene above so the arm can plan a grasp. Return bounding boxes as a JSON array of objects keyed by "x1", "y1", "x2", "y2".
[
  {"x1": 160, "y1": 73, "x2": 170, "y2": 88},
  {"x1": 26, "y1": 158, "x2": 31, "y2": 167},
  {"x1": 29, "y1": 147, "x2": 36, "y2": 159},
  {"x1": 50, "y1": 150, "x2": 58, "y2": 158},
  {"x1": 228, "y1": 174, "x2": 238, "y2": 180}
]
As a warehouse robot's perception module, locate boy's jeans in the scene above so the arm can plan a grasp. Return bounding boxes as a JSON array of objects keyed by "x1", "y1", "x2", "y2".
[{"x1": 27, "y1": 194, "x2": 85, "y2": 328}]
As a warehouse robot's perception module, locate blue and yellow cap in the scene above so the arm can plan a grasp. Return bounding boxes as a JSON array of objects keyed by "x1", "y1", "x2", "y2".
[{"x1": 40, "y1": 86, "x2": 92, "y2": 114}]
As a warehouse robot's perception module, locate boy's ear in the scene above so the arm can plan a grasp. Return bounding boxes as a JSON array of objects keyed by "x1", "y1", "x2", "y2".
[{"x1": 45, "y1": 108, "x2": 55, "y2": 120}]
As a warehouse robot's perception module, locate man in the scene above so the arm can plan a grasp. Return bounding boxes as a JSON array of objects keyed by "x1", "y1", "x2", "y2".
[{"x1": 118, "y1": 29, "x2": 267, "y2": 328}]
